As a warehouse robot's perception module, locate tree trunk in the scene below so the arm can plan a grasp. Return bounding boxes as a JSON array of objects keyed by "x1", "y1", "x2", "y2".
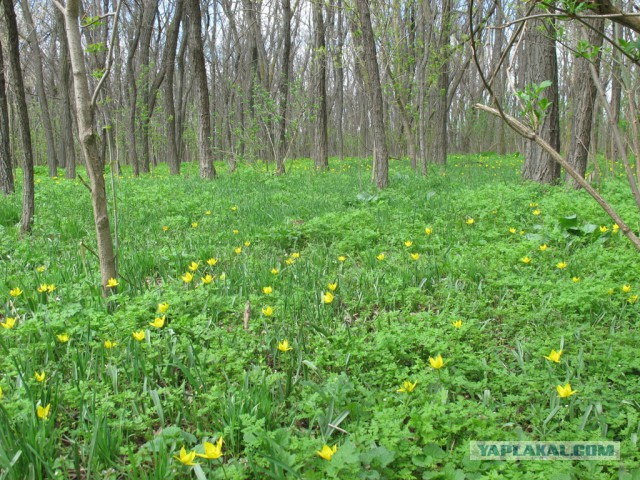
[
  {"x1": 125, "y1": 13, "x2": 141, "y2": 176},
  {"x1": 566, "y1": 19, "x2": 604, "y2": 188},
  {"x1": 60, "y1": 0, "x2": 117, "y2": 294},
  {"x1": 431, "y1": 0, "x2": 451, "y2": 165},
  {"x1": 20, "y1": 0, "x2": 58, "y2": 177},
  {"x1": 138, "y1": 0, "x2": 158, "y2": 173},
  {"x1": 0, "y1": 38, "x2": 14, "y2": 195},
  {"x1": 187, "y1": 0, "x2": 216, "y2": 178},
  {"x1": 520, "y1": 17, "x2": 560, "y2": 184},
  {"x1": 2, "y1": 0, "x2": 34, "y2": 232},
  {"x1": 56, "y1": 10, "x2": 77, "y2": 179},
  {"x1": 312, "y1": 0, "x2": 328, "y2": 170},
  {"x1": 276, "y1": 0, "x2": 291, "y2": 174},
  {"x1": 353, "y1": 0, "x2": 389, "y2": 188},
  {"x1": 164, "y1": 0, "x2": 183, "y2": 175},
  {"x1": 335, "y1": 0, "x2": 345, "y2": 161}
]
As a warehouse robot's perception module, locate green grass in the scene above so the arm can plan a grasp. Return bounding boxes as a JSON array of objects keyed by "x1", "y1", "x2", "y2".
[{"x1": 0, "y1": 155, "x2": 639, "y2": 479}]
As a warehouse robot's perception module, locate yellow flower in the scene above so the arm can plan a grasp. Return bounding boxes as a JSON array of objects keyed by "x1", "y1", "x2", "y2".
[
  {"x1": 556, "y1": 383, "x2": 577, "y2": 398},
  {"x1": 519, "y1": 230, "x2": 525, "y2": 235},
  {"x1": 278, "y1": 340, "x2": 293, "y2": 352},
  {"x1": 285, "y1": 258, "x2": 294, "y2": 265},
  {"x1": 47, "y1": 284, "x2": 56, "y2": 293},
  {"x1": 521, "y1": 256, "x2": 531, "y2": 265},
  {"x1": 201, "y1": 274, "x2": 213, "y2": 284},
  {"x1": 34, "y1": 371, "x2": 46, "y2": 383},
  {"x1": 529, "y1": 202, "x2": 539, "y2": 207},
  {"x1": 599, "y1": 226, "x2": 609, "y2": 233},
  {"x1": 234, "y1": 247, "x2": 242, "y2": 255},
  {"x1": 104, "y1": 340, "x2": 116, "y2": 349},
  {"x1": 572, "y1": 277, "x2": 580, "y2": 283},
  {"x1": 37, "y1": 403, "x2": 51, "y2": 420},
  {"x1": 174, "y1": 446, "x2": 198, "y2": 466},
  {"x1": 613, "y1": 224, "x2": 620, "y2": 233},
  {"x1": 532, "y1": 209, "x2": 541, "y2": 216},
  {"x1": 132, "y1": 330, "x2": 146, "y2": 341},
  {"x1": 338, "y1": 255, "x2": 346, "y2": 262},
  {"x1": 509, "y1": 228, "x2": 517, "y2": 234},
  {"x1": 317, "y1": 444, "x2": 338, "y2": 461},
  {"x1": 291, "y1": 253, "x2": 300, "y2": 259},
  {"x1": 37, "y1": 284, "x2": 49, "y2": 293},
  {"x1": 205, "y1": 210, "x2": 212, "y2": 215},
  {"x1": 607, "y1": 288, "x2": 615, "y2": 295},
  {"x1": 452, "y1": 320, "x2": 462, "y2": 328},
  {"x1": 466, "y1": 218, "x2": 475, "y2": 225},
  {"x1": 57, "y1": 333, "x2": 69, "y2": 343},
  {"x1": 207, "y1": 257, "x2": 218, "y2": 266},
  {"x1": 539, "y1": 244, "x2": 548, "y2": 251},
  {"x1": 196, "y1": 437, "x2": 223, "y2": 460},
  {"x1": 162, "y1": 226, "x2": 169, "y2": 232},
  {"x1": 544, "y1": 349, "x2": 562, "y2": 363},
  {"x1": 36, "y1": 265, "x2": 46, "y2": 273},
  {"x1": 327, "y1": 282, "x2": 338, "y2": 292},
  {"x1": 1, "y1": 318, "x2": 16, "y2": 329},
  {"x1": 397, "y1": 380, "x2": 417, "y2": 393},
  {"x1": 424, "y1": 227, "x2": 433, "y2": 235},
  {"x1": 106, "y1": 278, "x2": 119, "y2": 288},
  {"x1": 233, "y1": 229, "x2": 239, "y2": 234},
  {"x1": 150, "y1": 316, "x2": 165, "y2": 328},
  {"x1": 9, "y1": 287, "x2": 22, "y2": 297},
  {"x1": 322, "y1": 291, "x2": 334, "y2": 304},
  {"x1": 181, "y1": 272, "x2": 193, "y2": 283},
  {"x1": 231, "y1": 206, "x2": 238, "y2": 211},
  {"x1": 188, "y1": 261, "x2": 199, "y2": 272},
  {"x1": 622, "y1": 284, "x2": 631, "y2": 293},
  {"x1": 376, "y1": 253, "x2": 385, "y2": 261},
  {"x1": 404, "y1": 240, "x2": 413, "y2": 248},
  {"x1": 262, "y1": 306, "x2": 273, "y2": 317},
  {"x1": 263, "y1": 286, "x2": 273, "y2": 295},
  {"x1": 244, "y1": 241, "x2": 251, "y2": 247},
  {"x1": 219, "y1": 272, "x2": 226, "y2": 281},
  {"x1": 271, "y1": 268, "x2": 279, "y2": 275},
  {"x1": 556, "y1": 262, "x2": 567, "y2": 269},
  {"x1": 191, "y1": 222, "x2": 198, "y2": 228},
  {"x1": 158, "y1": 302, "x2": 170, "y2": 313},
  {"x1": 410, "y1": 253, "x2": 420, "y2": 261},
  {"x1": 629, "y1": 295, "x2": 638, "y2": 304},
  {"x1": 429, "y1": 354, "x2": 445, "y2": 369}
]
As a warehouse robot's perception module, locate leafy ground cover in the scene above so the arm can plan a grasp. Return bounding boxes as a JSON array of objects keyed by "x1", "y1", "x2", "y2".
[{"x1": 0, "y1": 155, "x2": 639, "y2": 479}]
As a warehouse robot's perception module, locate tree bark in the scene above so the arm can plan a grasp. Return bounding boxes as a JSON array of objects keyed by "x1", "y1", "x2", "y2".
[
  {"x1": 0, "y1": 37, "x2": 14, "y2": 195},
  {"x1": 275, "y1": 0, "x2": 291, "y2": 174},
  {"x1": 520, "y1": 17, "x2": 560, "y2": 184},
  {"x1": 187, "y1": 0, "x2": 216, "y2": 178},
  {"x1": 164, "y1": 0, "x2": 183, "y2": 175},
  {"x1": 59, "y1": 0, "x2": 117, "y2": 294},
  {"x1": 353, "y1": 0, "x2": 389, "y2": 188},
  {"x1": 566, "y1": 18, "x2": 604, "y2": 188},
  {"x1": 312, "y1": 0, "x2": 328, "y2": 170},
  {"x1": 56, "y1": 9, "x2": 77, "y2": 179},
  {"x1": 431, "y1": 0, "x2": 451, "y2": 165},
  {"x1": 2, "y1": 0, "x2": 34, "y2": 232}
]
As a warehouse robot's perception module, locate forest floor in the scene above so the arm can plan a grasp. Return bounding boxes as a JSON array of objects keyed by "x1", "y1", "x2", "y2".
[{"x1": 0, "y1": 154, "x2": 639, "y2": 479}]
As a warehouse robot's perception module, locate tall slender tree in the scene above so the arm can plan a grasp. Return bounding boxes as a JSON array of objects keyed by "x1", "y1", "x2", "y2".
[
  {"x1": 312, "y1": 0, "x2": 328, "y2": 169},
  {"x1": 0, "y1": 37, "x2": 14, "y2": 195}
]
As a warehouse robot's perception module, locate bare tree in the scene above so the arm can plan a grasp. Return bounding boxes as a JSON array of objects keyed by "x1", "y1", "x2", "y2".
[
  {"x1": 0, "y1": 37, "x2": 14, "y2": 195},
  {"x1": 2, "y1": 0, "x2": 35, "y2": 233},
  {"x1": 312, "y1": 0, "x2": 328, "y2": 169}
]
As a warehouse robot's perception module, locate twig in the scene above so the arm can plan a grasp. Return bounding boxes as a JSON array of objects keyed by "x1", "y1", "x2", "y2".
[{"x1": 91, "y1": 0, "x2": 123, "y2": 108}]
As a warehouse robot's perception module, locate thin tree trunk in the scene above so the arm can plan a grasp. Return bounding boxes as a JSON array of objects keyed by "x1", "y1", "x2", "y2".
[
  {"x1": 0, "y1": 38, "x2": 14, "y2": 195},
  {"x1": 56, "y1": 10, "x2": 77, "y2": 179},
  {"x1": 58, "y1": 0, "x2": 117, "y2": 293},
  {"x1": 431, "y1": 0, "x2": 451, "y2": 165},
  {"x1": 20, "y1": 0, "x2": 58, "y2": 177},
  {"x1": 164, "y1": 0, "x2": 183, "y2": 175},
  {"x1": 312, "y1": 0, "x2": 328, "y2": 169},
  {"x1": 276, "y1": 0, "x2": 291, "y2": 174},
  {"x1": 2, "y1": 0, "x2": 34, "y2": 232},
  {"x1": 187, "y1": 0, "x2": 216, "y2": 178},
  {"x1": 353, "y1": 0, "x2": 389, "y2": 188},
  {"x1": 335, "y1": 0, "x2": 345, "y2": 161}
]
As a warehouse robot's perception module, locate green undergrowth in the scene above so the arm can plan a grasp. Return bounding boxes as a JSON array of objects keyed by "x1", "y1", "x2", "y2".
[{"x1": 0, "y1": 154, "x2": 639, "y2": 479}]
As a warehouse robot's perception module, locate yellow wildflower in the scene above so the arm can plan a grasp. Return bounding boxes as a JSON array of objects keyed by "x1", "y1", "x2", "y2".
[
  {"x1": 188, "y1": 261, "x2": 199, "y2": 272},
  {"x1": 244, "y1": 241, "x2": 251, "y2": 247},
  {"x1": 234, "y1": 247, "x2": 242, "y2": 255},
  {"x1": 205, "y1": 210, "x2": 212, "y2": 215},
  {"x1": 317, "y1": 444, "x2": 338, "y2": 461},
  {"x1": 410, "y1": 253, "x2": 420, "y2": 261},
  {"x1": 231, "y1": 206, "x2": 238, "y2": 211},
  {"x1": 132, "y1": 330, "x2": 146, "y2": 341},
  {"x1": 322, "y1": 291, "x2": 334, "y2": 304},
  {"x1": 376, "y1": 253, "x2": 385, "y2": 261},
  {"x1": 191, "y1": 222, "x2": 198, "y2": 229},
  {"x1": 37, "y1": 284, "x2": 49, "y2": 293},
  {"x1": 37, "y1": 403, "x2": 51, "y2": 420},
  {"x1": 629, "y1": 295, "x2": 638, "y2": 304},
  {"x1": 201, "y1": 274, "x2": 213, "y2": 285},
  {"x1": 429, "y1": 354, "x2": 445, "y2": 369},
  {"x1": 532, "y1": 209, "x2": 541, "y2": 216},
  {"x1": 291, "y1": 253, "x2": 300, "y2": 259},
  {"x1": 556, "y1": 262, "x2": 567, "y2": 269},
  {"x1": 106, "y1": 278, "x2": 119, "y2": 288},
  {"x1": 9, "y1": 287, "x2": 23, "y2": 297},
  {"x1": 544, "y1": 349, "x2": 562, "y2": 363},
  {"x1": 509, "y1": 228, "x2": 517, "y2": 234},
  {"x1": 338, "y1": 255, "x2": 346, "y2": 262},
  {"x1": 599, "y1": 226, "x2": 609, "y2": 233},
  {"x1": 404, "y1": 240, "x2": 413, "y2": 248},
  {"x1": 196, "y1": 437, "x2": 223, "y2": 460},
  {"x1": 328, "y1": 283, "x2": 337, "y2": 292},
  {"x1": 397, "y1": 381, "x2": 417, "y2": 393},
  {"x1": 1, "y1": 318, "x2": 16, "y2": 329},
  {"x1": 207, "y1": 257, "x2": 218, "y2": 266},
  {"x1": 36, "y1": 265, "x2": 46, "y2": 273},
  {"x1": 174, "y1": 447, "x2": 198, "y2": 466},
  {"x1": 271, "y1": 268, "x2": 279, "y2": 275},
  {"x1": 424, "y1": 227, "x2": 433, "y2": 235},
  {"x1": 278, "y1": 340, "x2": 293, "y2": 352},
  {"x1": 521, "y1": 256, "x2": 531, "y2": 265},
  {"x1": 233, "y1": 229, "x2": 239, "y2": 234},
  {"x1": 34, "y1": 371, "x2": 46, "y2": 383},
  {"x1": 263, "y1": 286, "x2": 273, "y2": 295},
  {"x1": 556, "y1": 383, "x2": 577, "y2": 398},
  {"x1": 47, "y1": 284, "x2": 55, "y2": 293},
  {"x1": 158, "y1": 302, "x2": 170, "y2": 313},
  {"x1": 150, "y1": 316, "x2": 165, "y2": 328},
  {"x1": 452, "y1": 320, "x2": 462, "y2": 328},
  {"x1": 466, "y1": 218, "x2": 475, "y2": 225},
  {"x1": 539, "y1": 244, "x2": 548, "y2": 251},
  {"x1": 104, "y1": 340, "x2": 116, "y2": 349},
  {"x1": 181, "y1": 272, "x2": 193, "y2": 283},
  {"x1": 162, "y1": 226, "x2": 169, "y2": 232},
  {"x1": 57, "y1": 333, "x2": 69, "y2": 343},
  {"x1": 613, "y1": 224, "x2": 620, "y2": 233},
  {"x1": 285, "y1": 258, "x2": 294, "y2": 265},
  {"x1": 262, "y1": 306, "x2": 273, "y2": 317},
  {"x1": 572, "y1": 277, "x2": 580, "y2": 283},
  {"x1": 622, "y1": 284, "x2": 631, "y2": 293}
]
